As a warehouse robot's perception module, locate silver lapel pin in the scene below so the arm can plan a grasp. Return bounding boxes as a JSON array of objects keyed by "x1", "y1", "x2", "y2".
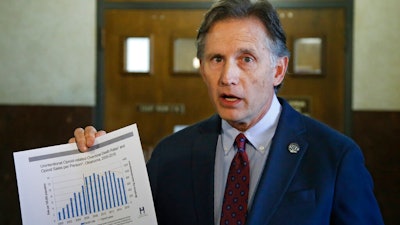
[{"x1": 288, "y1": 143, "x2": 300, "y2": 153}]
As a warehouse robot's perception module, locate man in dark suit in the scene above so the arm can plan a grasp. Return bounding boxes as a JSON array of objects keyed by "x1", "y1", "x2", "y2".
[{"x1": 71, "y1": 0, "x2": 384, "y2": 224}]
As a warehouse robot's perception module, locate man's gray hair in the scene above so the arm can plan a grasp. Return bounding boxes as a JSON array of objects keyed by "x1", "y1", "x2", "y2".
[{"x1": 196, "y1": 0, "x2": 290, "y2": 62}]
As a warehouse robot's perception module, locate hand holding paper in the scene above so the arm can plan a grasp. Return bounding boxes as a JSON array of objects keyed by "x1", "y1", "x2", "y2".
[{"x1": 14, "y1": 124, "x2": 157, "y2": 225}]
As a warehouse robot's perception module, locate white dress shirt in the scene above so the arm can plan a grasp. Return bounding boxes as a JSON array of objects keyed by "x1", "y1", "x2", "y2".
[{"x1": 214, "y1": 95, "x2": 282, "y2": 225}]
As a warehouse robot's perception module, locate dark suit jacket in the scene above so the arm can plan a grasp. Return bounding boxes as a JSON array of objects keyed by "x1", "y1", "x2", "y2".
[{"x1": 147, "y1": 98, "x2": 384, "y2": 225}]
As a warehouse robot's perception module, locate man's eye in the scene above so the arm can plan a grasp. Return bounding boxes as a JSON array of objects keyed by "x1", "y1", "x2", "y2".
[
  {"x1": 243, "y1": 57, "x2": 253, "y2": 63},
  {"x1": 212, "y1": 56, "x2": 223, "y2": 63}
]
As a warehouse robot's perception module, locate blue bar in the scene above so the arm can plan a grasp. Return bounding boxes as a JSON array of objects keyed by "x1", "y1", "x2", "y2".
[
  {"x1": 74, "y1": 193, "x2": 79, "y2": 217},
  {"x1": 108, "y1": 171, "x2": 114, "y2": 208},
  {"x1": 118, "y1": 178, "x2": 123, "y2": 205},
  {"x1": 102, "y1": 175, "x2": 108, "y2": 210},
  {"x1": 90, "y1": 176, "x2": 95, "y2": 213},
  {"x1": 58, "y1": 212, "x2": 61, "y2": 221},
  {"x1": 66, "y1": 204, "x2": 70, "y2": 219},
  {"x1": 113, "y1": 172, "x2": 120, "y2": 206},
  {"x1": 109, "y1": 171, "x2": 116, "y2": 208},
  {"x1": 78, "y1": 192, "x2": 83, "y2": 216},
  {"x1": 62, "y1": 208, "x2": 65, "y2": 220},
  {"x1": 85, "y1": 177, "x2": 91, "y2": 214},
  {"x1": 106, "y1": 171, "x2": 112, "y2": 209},
  {"x1": 70, "y1": 198, "x2": 74, "y2": 217},
  {"x1": 82, "y1": 185, "x2": 87, "y2": 215},
  {"x1": 98, "y1": 174, "x2": 104, "y2": 211},
  {"x1": 122, "y1": 178, "x2": 127, "y2": 204},
  {"x1": 93, "y1": 173, "x2": 100, "y2": 212}
]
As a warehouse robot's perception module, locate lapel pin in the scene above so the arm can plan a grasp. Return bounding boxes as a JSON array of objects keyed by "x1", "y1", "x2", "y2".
[{"x1": 288, "y1": 143, "x2": 300, "y2": 153}]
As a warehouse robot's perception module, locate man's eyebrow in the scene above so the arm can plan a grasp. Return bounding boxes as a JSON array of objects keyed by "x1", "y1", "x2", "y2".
[
  {"x1": 237, "y1": 47, "x2": 256, "y2": 55},
  {"x1": 205, "y1": 53, "x2": 224, "y2": 59}
]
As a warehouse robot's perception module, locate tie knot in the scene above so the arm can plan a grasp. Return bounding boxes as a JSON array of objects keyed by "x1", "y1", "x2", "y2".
[{"x1": 235, "y1": 133, "x2": 247, "y2": 152}]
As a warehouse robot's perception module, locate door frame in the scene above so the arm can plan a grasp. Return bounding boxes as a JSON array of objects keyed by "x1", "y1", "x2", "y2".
[{"x1": 95, "y1": 0, "x2": 354, "y2": 135}]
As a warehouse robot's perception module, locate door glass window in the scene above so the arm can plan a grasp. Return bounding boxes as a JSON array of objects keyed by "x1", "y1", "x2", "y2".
[
  {"x1": 293, "y1": 37, "x2": 322, "y2": 75},
  {"x1": 173, "y1": 38, "x2": 199, "y2": 74},
  {"x1": 124, "y1": 37, "x2": 151, "y2": 73}
]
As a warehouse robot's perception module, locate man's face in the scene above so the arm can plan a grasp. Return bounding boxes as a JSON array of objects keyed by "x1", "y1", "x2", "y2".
[{"x1": 200, "y1": 16, "x2": 288, "y2": 131}]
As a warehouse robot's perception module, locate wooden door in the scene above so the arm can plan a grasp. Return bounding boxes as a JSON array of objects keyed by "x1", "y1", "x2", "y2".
[
  {"x1": 102, "y1": 7, "x2": 347, "y2": 155},
  {"x1": 278, "y1": 8, "x2": 346, "y2": 132},
  {"x1": 103, "y1": 9, "x2": 212, "y2": 154}
]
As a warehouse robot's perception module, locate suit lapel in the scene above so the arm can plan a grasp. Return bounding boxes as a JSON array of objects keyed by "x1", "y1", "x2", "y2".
[
  {"x1": 191, "y1": 115, "x2": 221, "y2": 225},
  {"x1": 246, "y1": 99, "x2": 309, "y2": 225}
]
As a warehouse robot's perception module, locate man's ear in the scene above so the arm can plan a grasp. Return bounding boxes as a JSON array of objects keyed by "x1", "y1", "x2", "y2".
[{"x1": 273, "y1": 56, "x2": 289, "y2": 87}]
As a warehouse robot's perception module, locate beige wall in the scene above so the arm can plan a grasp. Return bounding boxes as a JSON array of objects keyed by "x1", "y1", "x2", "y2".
[
  {"x1": 353, "y1": 0, "x2": 400, "y2": 110},
  {"x1": 0, "y1": 0, "x2": 399, "y2": 110},
  {"x1": 0, "y1": 0, "x2": 96, "y2": 106}
]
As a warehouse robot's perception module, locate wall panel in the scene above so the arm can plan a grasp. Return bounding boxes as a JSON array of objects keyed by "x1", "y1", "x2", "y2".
[
  {"x1": 353, "y1": 111, "x2": 400, "y2": 225},
  {"x1": 0, "y1": 105, "x2": 93, "y2": 224}
]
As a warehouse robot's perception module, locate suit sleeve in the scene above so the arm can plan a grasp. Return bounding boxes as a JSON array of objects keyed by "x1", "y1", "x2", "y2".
[
  {"x1": 331, "y1": 146, "x2": 384, "y2": 225},
  {"x1": 146, "y1": 148, "x2": 159, "y2": 201}
]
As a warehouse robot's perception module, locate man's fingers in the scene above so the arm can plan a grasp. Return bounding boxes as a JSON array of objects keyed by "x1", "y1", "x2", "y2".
[
  {"x1": 84, "y1": 126, "x2": 98, "y2": 147},
  {"x1": 73, "y1": 127, "x2": 89, "y2": 152},
  {"x1": 95, "y1": 130, "x2": 107, "y2": 138},
  {"x1": 73, "y1": 127, "x2": 85, "y2": 140},
  {"x1": 71, "y1": 126, "x2": 105, "y2": 152},
  {"x1": 68, "y1": 137, "x2": 76, "y2": 143}
]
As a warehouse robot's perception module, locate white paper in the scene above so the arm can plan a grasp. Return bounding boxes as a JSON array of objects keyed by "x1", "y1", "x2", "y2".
[{"x1": 14, "y1": 124, "x2": 157, "y2": 225}]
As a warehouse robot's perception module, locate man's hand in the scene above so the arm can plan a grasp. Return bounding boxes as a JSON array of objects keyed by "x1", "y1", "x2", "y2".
[{"x1": 68, "y1": 126, "x2": 107, "y2": 152}]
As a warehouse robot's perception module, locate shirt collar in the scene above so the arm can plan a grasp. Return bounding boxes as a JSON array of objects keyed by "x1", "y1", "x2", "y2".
[{"x1": 221, "y1": 95, "x2": 282, "y2": 154}]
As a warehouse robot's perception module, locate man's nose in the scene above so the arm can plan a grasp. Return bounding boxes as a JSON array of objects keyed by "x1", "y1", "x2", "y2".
[{"x1": 219, "y1": 61, "x2": 239, "y2": 86}]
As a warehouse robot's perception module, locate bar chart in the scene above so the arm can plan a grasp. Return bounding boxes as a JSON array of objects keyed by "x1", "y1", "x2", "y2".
[{"x1": 54, "y1": 170, "x2": 129, "y2": 221}]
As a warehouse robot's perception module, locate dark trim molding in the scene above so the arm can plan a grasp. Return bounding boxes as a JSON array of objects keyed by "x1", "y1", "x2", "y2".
[
  {"x1": 101, "y1": 2, "x2": 212, "y2": 9},
  {"x1": 343, "y1": 0, "x2": 354, "y2": 136}
]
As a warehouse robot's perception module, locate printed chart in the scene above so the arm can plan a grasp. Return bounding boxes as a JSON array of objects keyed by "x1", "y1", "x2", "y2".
[
  {"x1": 14, "y1": 124, "x2": 157, "y2": 225},
  {"x1": 54, "y1": 169, "x2": 129, "y2": 221}
]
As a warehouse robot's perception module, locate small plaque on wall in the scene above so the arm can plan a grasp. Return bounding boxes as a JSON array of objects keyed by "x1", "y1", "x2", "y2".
[
  {"x1": 285, "y1": 97, "x2": 311, "y2": 116},
  {"x1": 136, "y1": 103, "x2": 185, "y2": 114}
]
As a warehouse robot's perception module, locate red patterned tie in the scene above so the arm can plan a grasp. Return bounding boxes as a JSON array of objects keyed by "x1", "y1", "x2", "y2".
[{"x1": 220, "y1": 133, "x2": 250, "y2": 225}]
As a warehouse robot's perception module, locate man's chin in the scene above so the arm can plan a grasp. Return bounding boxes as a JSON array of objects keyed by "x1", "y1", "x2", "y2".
[{"x1": 218, "y1": 111, "x2": 244, "y2": 124}]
